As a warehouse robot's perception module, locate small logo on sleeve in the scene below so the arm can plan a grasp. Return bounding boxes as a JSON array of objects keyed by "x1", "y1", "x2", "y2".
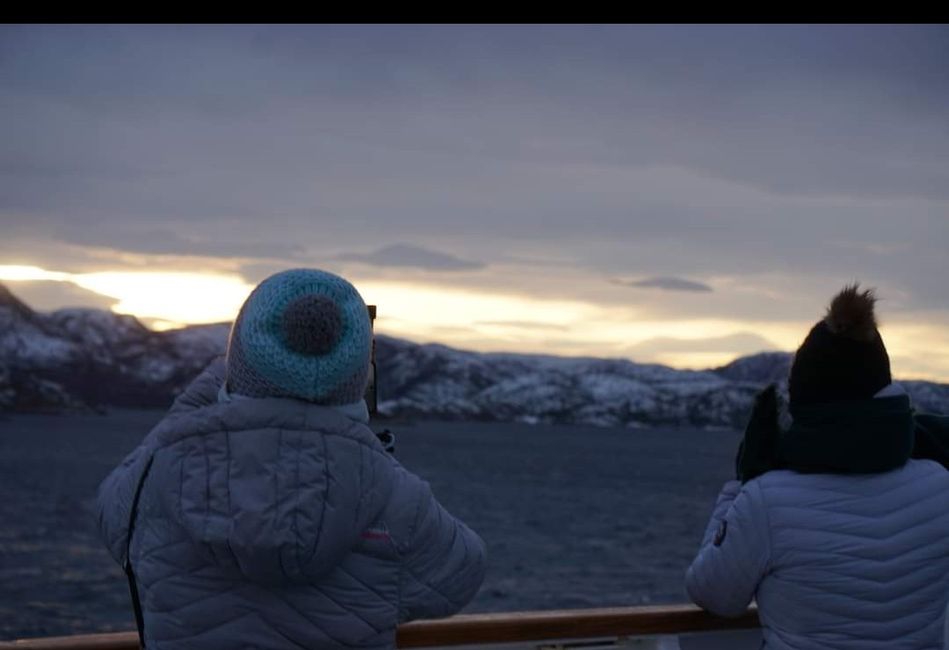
[
  {"x1": 361, "y1": 527, "x2": 391, "y2": 541},
  {"x1": 713, "y1": 520, "x2": 728, "y2": 547}
]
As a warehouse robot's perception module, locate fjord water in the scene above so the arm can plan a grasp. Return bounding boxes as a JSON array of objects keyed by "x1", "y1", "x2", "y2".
[{"x1": 0, "y1": 411, "x2": 740, "y2": 639}]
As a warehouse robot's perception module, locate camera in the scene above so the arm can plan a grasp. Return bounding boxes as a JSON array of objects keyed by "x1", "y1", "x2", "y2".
[
  {"x1": 365, "y1": 305, "x2": 395, "y2": 454},
  {"x1": 365, "y1": 305, "x2": 378, "y2": 416}
]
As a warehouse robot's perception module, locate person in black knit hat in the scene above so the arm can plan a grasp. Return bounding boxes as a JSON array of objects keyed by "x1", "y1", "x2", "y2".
[{"x1": 686, "y1": 284, "x2": 949, "y2": 649}]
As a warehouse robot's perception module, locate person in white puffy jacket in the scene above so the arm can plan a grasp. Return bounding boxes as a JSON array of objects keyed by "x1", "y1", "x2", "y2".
[
  {"x1": 687, "y1": 285, "x2": 949, "y2": 649},
  {"x1": 97, "y1": 269, "x2": 486, "y2": 650}
]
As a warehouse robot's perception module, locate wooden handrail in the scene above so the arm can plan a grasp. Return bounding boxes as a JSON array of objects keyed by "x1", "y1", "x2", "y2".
[
  {"x1": 0, "y1": 605, "x2": 759, "y2": 649},
  {"x1": 398, "y1": 605, "x2": 758, "y2": 647}
]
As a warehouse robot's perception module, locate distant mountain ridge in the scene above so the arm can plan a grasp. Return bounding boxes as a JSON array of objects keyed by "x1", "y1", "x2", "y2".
[
  {"x1": 2, "y1": 283, "x2": 947, "y2": 428},
  {"x1": 0, "y1": 283, "x2": 229, "y2": 411}
]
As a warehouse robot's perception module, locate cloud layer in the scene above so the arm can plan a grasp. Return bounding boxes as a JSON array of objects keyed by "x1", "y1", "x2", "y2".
[
  {"x1": 337, "y1": 244, "x2": 485, "y2": 271},
  {"x1": 2, "y1": 25, "x2": 948, "y2": 377},
  {"x1": 614, "y1": 276, "x2": 714, "y2": 293}
]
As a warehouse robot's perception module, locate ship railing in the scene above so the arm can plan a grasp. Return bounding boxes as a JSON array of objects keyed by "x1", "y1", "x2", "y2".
[{"x1": 0, "y1": 604, "x2": 759, "y2": 649}]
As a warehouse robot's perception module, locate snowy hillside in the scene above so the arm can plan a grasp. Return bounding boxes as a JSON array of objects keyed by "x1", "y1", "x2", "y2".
[
  {"x1": 1, "y1": 283, "x2": 947, "y2": 427},
  {"x1": 0, "y1": 283, "x2": 230, "y2": 411}
]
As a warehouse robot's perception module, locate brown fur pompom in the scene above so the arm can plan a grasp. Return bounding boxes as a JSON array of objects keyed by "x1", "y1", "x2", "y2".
[{"x1": 824, "y1": 283, "x2": 879, "y2": 341}]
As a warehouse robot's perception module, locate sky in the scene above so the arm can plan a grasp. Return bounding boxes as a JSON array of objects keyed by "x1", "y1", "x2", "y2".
[{"x1": 1, "y1": 24, "x2": 948, "y2": 380}]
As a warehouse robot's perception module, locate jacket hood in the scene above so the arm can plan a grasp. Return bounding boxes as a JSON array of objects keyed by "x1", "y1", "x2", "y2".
[{"x1": 103, "y1": 358, "x2": 397, "y2": 586}]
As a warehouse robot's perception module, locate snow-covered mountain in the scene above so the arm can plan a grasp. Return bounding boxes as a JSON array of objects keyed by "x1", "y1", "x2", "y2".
[
  {"x1": 373, "y1": 338, "x2": 762, "y2": 427},
  {"x1": 2, "y1": 283, "x2": 947, "y2": 427},
  {"x1": 0, "y1": 283, "x2": 230, "y2": 412}
]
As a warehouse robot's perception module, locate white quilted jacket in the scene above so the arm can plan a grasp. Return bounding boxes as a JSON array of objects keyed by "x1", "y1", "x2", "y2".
[{"x1": 687, "y1": 460, "x2": 949, "y2": 649}]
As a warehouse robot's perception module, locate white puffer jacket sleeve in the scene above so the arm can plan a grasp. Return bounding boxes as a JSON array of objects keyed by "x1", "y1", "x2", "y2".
[{"x1": 685, "y1": 479, "x2": 771, "y2": 618}]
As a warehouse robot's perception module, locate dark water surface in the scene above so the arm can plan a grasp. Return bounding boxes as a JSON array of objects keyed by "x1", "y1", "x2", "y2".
[{"x1": 0, "y1": 411, "x2": 740, "y2": 639}]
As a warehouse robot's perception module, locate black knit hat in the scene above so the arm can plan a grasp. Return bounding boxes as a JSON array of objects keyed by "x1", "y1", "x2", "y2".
[{"x1": 788, "y1": 284, "x2": 892, "y2": 408}]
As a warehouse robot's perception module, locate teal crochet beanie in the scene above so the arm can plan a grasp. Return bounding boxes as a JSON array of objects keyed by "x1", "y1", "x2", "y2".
[{"x1": 225, "y1": 268, "x2": 372, "y2": 405}]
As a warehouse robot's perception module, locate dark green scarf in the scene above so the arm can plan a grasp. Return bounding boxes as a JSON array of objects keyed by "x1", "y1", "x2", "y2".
[
  {"x1": 782, "y1": 395, "x2": 916, "y2": 474},
  {"x1": 738, "y1": 389, "x2": 949, "y2": 482}
]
